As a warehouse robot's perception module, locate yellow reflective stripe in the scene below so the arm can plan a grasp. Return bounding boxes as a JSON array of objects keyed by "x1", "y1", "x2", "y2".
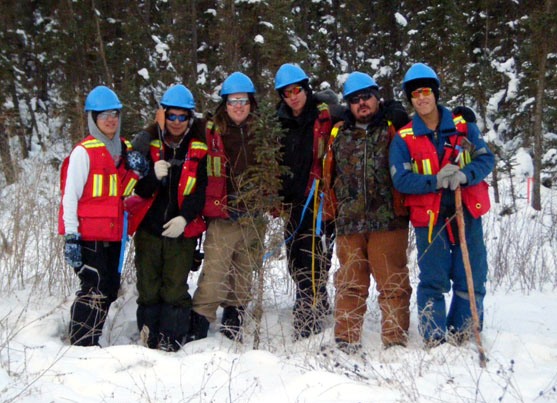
[
  {"x1": 123, "y1": 178, "x2": 137, "y2": 196},
  {"x1": 150, "y1": 139, "x2": 161, "y2": 148},
  {"x1": 399, "y1": 128, "x2": 413, "y2": 138},
  {"x1": 183, "y1": 177, "x2": 196, "y2": 196},
  {"x1": 92, "y1": 174, "x2": 103, "y2": 197},
  {"x1": 317, "y1": 103, "x2": 328, "y2": 112},
  {"x1": 207, "y1": 155, "x2": 214, "y2": 177},
  {"x1": 82, "y1": 139, "x2": 105, "y2": 149},
  {"x1": 191, "y1": 141, "x2": 208, "y2": 151},
  {"x1": 124, "y1": 139, "x2": 133, "y2": 150},
  {"x1": 207, "y1": 121, "x2": 215, "y2": 130},
  {"x1": 428, "y1": 210, "x2": 435, "y2": 244},
  {"x1": 412, "y1": 161, "x2": 419, "y2": 174},
  {"x1": 109, "y1": 174, "x2": 118, "y2": 196},
  {"x1": 331, "y1": 126, "x2": 340, "y2": 139},
  {"x1": 422, "y1": 159, "x2": 433, "y2": 175},
  {"x1": 213, "y1": 157, "x2": 222, "y2": 177},
  {"x1": 463, "y1": 151, "x2": 472, "y2": 165},
  {"x1": 453, "y1": 116, "x2": 466, "y2": 125}
]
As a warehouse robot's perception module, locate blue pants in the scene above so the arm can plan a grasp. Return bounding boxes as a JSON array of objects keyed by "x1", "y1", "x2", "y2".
[{"x1": 415, "y1": 209, "x2": 488, "y2": 342}]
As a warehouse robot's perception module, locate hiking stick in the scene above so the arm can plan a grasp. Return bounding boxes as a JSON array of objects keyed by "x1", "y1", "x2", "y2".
[{"x1": 455, "y1": 187, "x2": 487, "y2": 368}]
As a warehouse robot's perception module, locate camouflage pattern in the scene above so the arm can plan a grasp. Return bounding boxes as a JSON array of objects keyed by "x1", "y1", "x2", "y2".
[{"x1": 332, "y1": 121, "x2": 408, "y2": 235}]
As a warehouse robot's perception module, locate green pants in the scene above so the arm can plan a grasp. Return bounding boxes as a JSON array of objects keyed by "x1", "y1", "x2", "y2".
[{"x1": 134, "y1": 228, "x2": 195, "y2": 307}]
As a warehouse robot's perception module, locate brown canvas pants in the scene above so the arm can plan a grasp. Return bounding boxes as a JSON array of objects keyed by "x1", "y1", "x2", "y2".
[{"x1": 334, "y1": 229, "x2": 411, "y2": 346}]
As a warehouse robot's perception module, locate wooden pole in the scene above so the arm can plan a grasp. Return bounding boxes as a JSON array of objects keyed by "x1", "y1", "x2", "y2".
[{"x1": 455, "y1": 187, "x2": 487, "y2": 368}]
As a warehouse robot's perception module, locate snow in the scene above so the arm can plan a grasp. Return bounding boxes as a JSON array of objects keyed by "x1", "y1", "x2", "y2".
[
  {"x1": 137, "y1": 68, "x2": 150, "y2": 80},
  {"x1": 254, "y1": 35, "x2": 264, "y2": 44},
  {"x1": 395, "y1": 13, "x2": 408, "y2": 27}
]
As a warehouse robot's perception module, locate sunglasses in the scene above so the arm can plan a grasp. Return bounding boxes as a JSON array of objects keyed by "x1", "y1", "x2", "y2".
[
  {"x1": 97, "y1": 110, "x2": 120, "y2": 120},
  {"x1": 166, "y1": 113, "x2": 189, "y2": 122},
  {"x1": 282, "y1": 85, "x2": 304, "y2": 99},
  {"x1": 348, "y1": 92, "x2": 374, "y2": 105},
  {"x1": 227, "y1": 97, "x2": 250, "y2": 107},
  {"x1": 411, "y1": 87, "x2": 433, "y2": 99}
]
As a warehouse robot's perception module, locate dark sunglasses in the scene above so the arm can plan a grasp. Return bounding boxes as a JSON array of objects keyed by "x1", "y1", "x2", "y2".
[
  {"x1": 348, "y1": 92, "x2": 374, "y2": 105},
  {"x1": 282, "y1": 85, "x2": 304, "y2": 99},
  {"x1": 166, "y1": 113, "x2": 189, "y2": 122}
]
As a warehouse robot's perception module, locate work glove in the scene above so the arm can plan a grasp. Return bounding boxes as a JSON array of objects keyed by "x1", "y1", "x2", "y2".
[
  {"x1": 452, "y1": 106, "x2": 477, "y2": 123},
  {"x1": 435, "y1": 164, "x2": 460, "y2": 189},
  {"x1": 74, "y1": 264, "x2": 101, "y2": 290},
  {"x1": 64, "y1": 233, "x2": 82, "y2": 268},
  {"x1": 448, "y1": 171, "x2": 468, "y2": 191},
  {"x1": 154, "y1": 160, "x2": 171, "y2": 181},
  {"x1": 383, "y1": 100, "x2": 410, "y2": 130},
  {"x1": 162, "y1": 216, "x2": 187, "y2": 238},
  {"x1": 126, "y1": 150, "x2": 149, "y2": 178}
]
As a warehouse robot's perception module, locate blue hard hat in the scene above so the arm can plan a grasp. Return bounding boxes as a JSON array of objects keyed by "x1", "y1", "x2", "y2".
[
  {"x1": 84, "y1": 86, "x2": 122, "y2": 111},
  {"x1": 402, "y1": 63, "x2": 440, "y2": 91},
  {"x1": 343, "y1": 72, "x2": 378, "y2": 99},
  {"x1": 274, "y1": 63, "x2": 309, "y2": 90},
  {"x1": 220, "y1": 72, "x2": 256, "y2": 97},
  {"x1": 160, "y1": 84, "x2": 195, "y2": 109}
]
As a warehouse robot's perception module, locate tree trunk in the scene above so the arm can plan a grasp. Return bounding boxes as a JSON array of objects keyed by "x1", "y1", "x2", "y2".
[{"x1": 0, "y1": 121, "x2": 17, "y2": 185}]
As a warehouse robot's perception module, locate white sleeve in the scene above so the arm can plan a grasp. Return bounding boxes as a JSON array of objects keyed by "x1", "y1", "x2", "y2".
[{"x1": 62, "y1": 146, "x2": 90, "y2": 235}]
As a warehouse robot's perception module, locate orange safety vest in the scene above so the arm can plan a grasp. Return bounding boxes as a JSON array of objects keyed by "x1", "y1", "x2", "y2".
[
  {"x1": 58, "y1": 136, "x2": 139, "y2": 241},
  {"x1": 306, "y1": 102, "x2": 332, "y2": 196},
  {"x1": 125, "y1": 138, "x2": 208, "y2": 237},
  {"x1": 202, "y1": 121, "x2": 229, "y2": 218},
  {"x1": 398, "y1": 115, "x2": 490, "y2": 228}
]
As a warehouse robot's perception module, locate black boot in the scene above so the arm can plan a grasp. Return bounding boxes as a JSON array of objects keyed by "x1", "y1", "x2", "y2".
[
  {"x1": 69, "y1": 291, "x2": 108, "y2": 346},
  {"x1": 185, "y1": 310, "x2": 210, "y2": 343},
  {"x1": 158, "y1": 304, "x2": 190, "y2": 352},
  {"x1": 292, "y1": 298, "x2": 322, "y2": 340},
  {"x1": 137, "y1": 304, "x2": 161, "y2": 349},
  {"x1": 220, "y1": 306, "x2": 244, "y2": 342}
]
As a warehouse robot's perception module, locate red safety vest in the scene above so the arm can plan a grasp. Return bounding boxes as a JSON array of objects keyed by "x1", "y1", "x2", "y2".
[
  {"x1": 306, "y1": 102, "x2": 332, "y2": 196},
  {"x1": 202, "y1": 121, "x2": 229, "y2": 218},
  {"x1": 125, "y1": 138, "x2": 208, "y2": 237},
  {"x1": 58, "y1": 136, "x2": 139, "y2": 241},
  {"x1": 398, "y1": 115, "x2": 490, "y2": 228}
]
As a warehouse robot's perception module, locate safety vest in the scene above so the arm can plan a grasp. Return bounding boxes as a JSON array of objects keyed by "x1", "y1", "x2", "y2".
[
  {"x1": 58, "y1": 136, "x2": 139, "y2": 241},
  {"x1": 306, "y1": 103, "x2": 332, "y2": 196},
  {"x1": 125, "y1": 138, "x2": 208, "y2": 237},
  {"x1": 398, "y1": 115, "x2": 490, "y2": 228},
  {"x1": 202, "y1": 121, "x2": 229, "y2": 218}
]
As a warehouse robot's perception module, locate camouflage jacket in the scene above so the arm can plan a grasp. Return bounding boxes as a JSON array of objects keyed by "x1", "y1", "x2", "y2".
[{"x1": 332, "y1": 114, "x2": 408, "y2": 235}]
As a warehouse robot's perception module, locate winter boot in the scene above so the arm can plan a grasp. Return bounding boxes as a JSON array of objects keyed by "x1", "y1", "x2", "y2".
[
  {"x1": 292, "y1": 298, "x2": 322, "y2": 340},
  {"x1": 69, "y1": 290, "x2": 108, "y2": 346},
  {"x1": 185, "y1": 310, "x2": 210, "y2": 343},
  {"x1": 137, "y1": 304, "x2": 161, "y2": 349},
  {"x1": 220, "y1": 306, "x2": 244, "y2": 342},
  {"x1": 158, "y1": 304, "x2": 191, "y2": 352}
]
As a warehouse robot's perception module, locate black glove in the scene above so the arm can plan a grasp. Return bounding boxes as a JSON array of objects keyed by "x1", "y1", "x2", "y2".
[
  {"x1": 126, "y1": 150, "x2": 149, "y2": 178},
  {"x1": 452, "y1": 106, "x2": 477, "y2": 123},
  {"x1": 74, "y1": 265, "x2": 101, "y2": 290},
  {"x1": 64, "y1": 234, "x2": 82, "y2": 268},
  {"x1": 383, "y1": 100, "x2": 410, "y2": 130}
]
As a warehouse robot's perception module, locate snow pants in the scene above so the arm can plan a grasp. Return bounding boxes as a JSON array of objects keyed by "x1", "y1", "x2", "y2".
[
  {"x1": 415, "y1": 210, "x2": 488, "y2": 343},
  {"x1": 69, "y1": 240, "x2": 121, "y2": 346},
  {"x1": 192, "y1": 217, "x2": 266, "y2": 322},
  {"x1": 334, "y1": 229, "x2": 411, "y2": 346}
]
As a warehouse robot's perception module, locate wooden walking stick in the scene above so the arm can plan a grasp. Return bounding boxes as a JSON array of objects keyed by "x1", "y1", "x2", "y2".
[{"x1": 454, "y1": 186, "x2": 487, "y2": 368}]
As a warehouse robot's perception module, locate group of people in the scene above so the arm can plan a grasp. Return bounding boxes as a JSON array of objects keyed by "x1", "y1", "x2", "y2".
[{"x1": 59, "y1": 62, "x2": 494, "y2": 354}]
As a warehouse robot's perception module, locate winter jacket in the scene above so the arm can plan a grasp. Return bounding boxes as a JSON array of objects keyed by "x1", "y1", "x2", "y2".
[
  {"x1": 330, "y1": 106, "x2": 409, "y2": 236},
  {"x1": 276, "y1": 95, "x2": 332, "y2": 204},
  {"x1": 389, "y1": 105, "x2": 494, "y2": 227},
  {"x1": 133, "y1": 119, "x2": 208, "y2": 236}
]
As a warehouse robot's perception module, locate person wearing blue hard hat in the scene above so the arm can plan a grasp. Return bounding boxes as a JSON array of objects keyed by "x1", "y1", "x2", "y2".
[
  {"x1": 321, "y1": 71, "x2": 412, "y2": 353},
  {"x1": 129, "y1": 83, "x2": 208, "y2": 352},
  {"x1": 59, "y1": 85, "x2": 147, "y2": 346},
  {"x1": 273, "y1": 63, "x2": 337, "y2": 340},
  {"x1": 187, "y1": 72, "x2": 266, "y2": 344},
  {"x1": 390, "y1": 63, "x2": 494, "y2": 347}
]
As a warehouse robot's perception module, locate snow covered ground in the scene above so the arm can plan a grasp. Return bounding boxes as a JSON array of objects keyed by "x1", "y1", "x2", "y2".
[{"x1": 0, "y1": 158, "x2": 556, "y2": 403}]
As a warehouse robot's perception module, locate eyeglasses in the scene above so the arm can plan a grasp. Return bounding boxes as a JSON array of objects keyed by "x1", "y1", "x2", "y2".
[
  {"x1": 411, "y1": 87, "x2": 433, "y2": 99},
  {"x1": 348, "y1": 92, "x2": 374, "y2": 105},
  {"x1": 166, "y1": 113, "x2": 189, "y2": 122},
  {"x1": 227, "y1": 97, "x2": 250, "y2": 107},
  {"x1": 282, "y1": 85, "x2": 304, "y2": 99},
  {"x1": 97, "y1": 110, "x2": 120, "y2": 120}
]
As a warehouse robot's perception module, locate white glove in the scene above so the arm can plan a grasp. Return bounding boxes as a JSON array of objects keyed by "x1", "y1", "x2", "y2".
[
  {"x1": 162, "y1": 216, "x2": 186, "y2": 238},
  {"x1": 448, "y1": 171, "x2": 468, "y2": 191},
  {"x1": 154, "y1": 160, "x2": 171, "y2": 181},
  {"x1": 435, "y1": 164, "x2": 460, "y2": 189}
]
